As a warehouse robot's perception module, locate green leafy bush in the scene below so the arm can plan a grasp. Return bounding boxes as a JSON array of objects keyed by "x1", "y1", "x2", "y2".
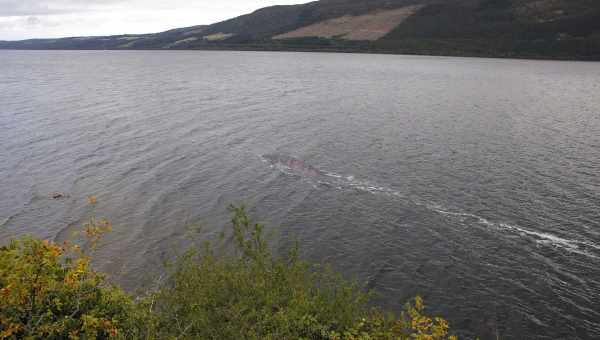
[
  {"x1": 0, "y1": 219, "x2": 147, "y2": 339},
  {"x1": 0, "y1": 203, "x2": 457, "y2": 340},
  {"x1": 149, "y1": 205, "x2": 457, "y2": 340}
]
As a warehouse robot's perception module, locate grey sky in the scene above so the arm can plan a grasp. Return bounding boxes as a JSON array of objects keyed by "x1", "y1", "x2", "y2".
[{"x1": 0, "y1": 1, "x2": 309, "y2": 40}]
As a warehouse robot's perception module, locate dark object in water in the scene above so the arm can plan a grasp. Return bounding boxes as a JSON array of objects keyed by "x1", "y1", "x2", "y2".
[
  {"x1": 51, "y1": 192, "x2": 66, "y2": 199},
  {"x1": 263, "y1": 154, "x2": 322, "y2": 177}
]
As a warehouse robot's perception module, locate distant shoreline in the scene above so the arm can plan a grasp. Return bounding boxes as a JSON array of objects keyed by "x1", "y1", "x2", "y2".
[{"x1": 1, "y1": 45, "x2": 599, "y2": 62}]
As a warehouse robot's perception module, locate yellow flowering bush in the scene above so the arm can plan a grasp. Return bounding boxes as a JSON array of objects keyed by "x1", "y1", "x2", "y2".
[
  {"x1": 0, "y1": 219, "x2": 144, "y2": 339},
  {"x1": 0, "y1": 203, "x2": 458, "y2": 339}
]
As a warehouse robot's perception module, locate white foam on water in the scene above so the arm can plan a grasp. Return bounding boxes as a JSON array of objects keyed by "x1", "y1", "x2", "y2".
[
  {"x1": 323, "y1": 171, "x2": 407, "y2": 199},
  {"x1": 324, "y1": 172, "x2": 342, "y2": 179},
  {"x1": 431, "y1": 206, "x2": 600, "y2": 259},
  {"x1": 264, "y1": 157, "x2": 600, "y2": 259},
  {"x1": 265, "y1": 160, "x2": 297, "y2": 177}
]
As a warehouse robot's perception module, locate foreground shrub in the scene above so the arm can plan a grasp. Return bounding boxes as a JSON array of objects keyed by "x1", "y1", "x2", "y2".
[
  {"x1": 150, "y1": 206, "x2": 457, "y2": 340},
  {"x1": 0, "y1": 219, "x2": 146, "y2": 339},
  {"x1": 0, "y1": 204, "x2": 457, "y2": 339}
]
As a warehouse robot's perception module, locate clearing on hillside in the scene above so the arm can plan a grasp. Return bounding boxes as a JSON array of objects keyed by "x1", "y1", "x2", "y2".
[{"x1": 273, "y1": 6, "x2": 422, "y2": 41}]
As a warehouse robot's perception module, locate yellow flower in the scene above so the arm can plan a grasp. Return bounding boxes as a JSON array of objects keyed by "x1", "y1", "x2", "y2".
[
  {"x1": 88, "y1": 195, "x2": 98, "y2": 205},
  {"x1": 0, "y1": 287, "x2": 10, "y2": 297},
  {"x1": 110, "y1": 328, "x2": 118, "y2": 338}
]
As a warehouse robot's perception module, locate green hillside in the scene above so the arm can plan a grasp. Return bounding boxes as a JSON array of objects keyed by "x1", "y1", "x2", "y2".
[{"x1": 1, "y1": 0, "x2": 599, "y2": 59}]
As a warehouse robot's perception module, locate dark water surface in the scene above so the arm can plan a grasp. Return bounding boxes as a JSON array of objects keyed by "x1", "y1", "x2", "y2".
[{"x1": 1, "y1": 50, "x2": 599, "y2": 339}]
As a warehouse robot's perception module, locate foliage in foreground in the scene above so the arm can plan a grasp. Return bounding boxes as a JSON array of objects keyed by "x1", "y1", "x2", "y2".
[
  {"x1": 0, "y1": 218, "x2": 146, "y2": 339},
  {"x1": 0, "y1": 204, "x2": 457, "y2": 340}
]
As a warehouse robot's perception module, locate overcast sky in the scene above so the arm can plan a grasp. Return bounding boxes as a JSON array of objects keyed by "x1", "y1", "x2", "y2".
[{"x1": 0, "y1": 1, "x2": 309, "y2": 41}]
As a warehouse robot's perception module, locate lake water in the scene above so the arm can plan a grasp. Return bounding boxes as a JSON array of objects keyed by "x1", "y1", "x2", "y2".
[{"x1": 1, "y1": 50, "x2": 599, "y2": 339}]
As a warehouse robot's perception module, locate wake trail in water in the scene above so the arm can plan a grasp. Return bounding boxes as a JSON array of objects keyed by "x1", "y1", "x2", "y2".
[
  {"x1": 262, "y1": 154, "x2": 600, "y2": 259},
  {"x1": 429, "y1": 205, "x2": 600, "y2": 259},
  {"x1": 261, "y1": 154, "x2": 407, "y2": 198}
]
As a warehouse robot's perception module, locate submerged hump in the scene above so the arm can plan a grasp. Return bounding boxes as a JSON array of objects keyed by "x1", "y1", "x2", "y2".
[{"x1": 263, "y1": 154, "x2": 322, "y2": 177}]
